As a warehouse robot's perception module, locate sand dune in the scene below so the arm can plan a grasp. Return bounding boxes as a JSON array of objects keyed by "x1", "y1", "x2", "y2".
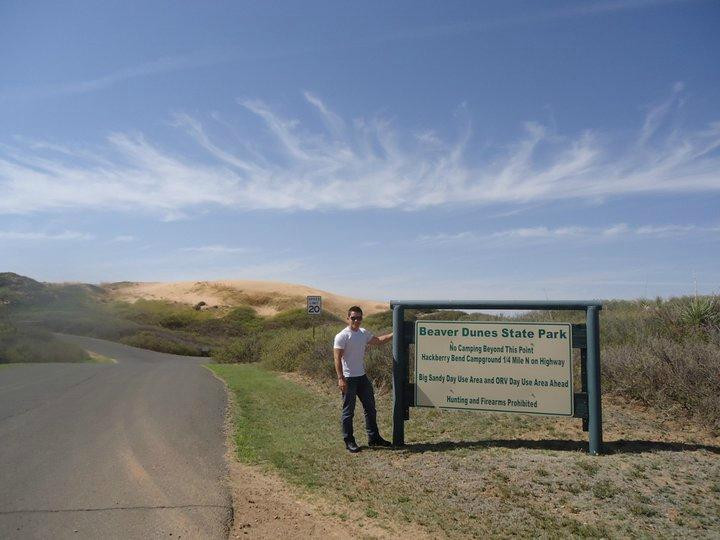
[{"x1": 103, "y1": 280, "x2": 387, "y2": 318}]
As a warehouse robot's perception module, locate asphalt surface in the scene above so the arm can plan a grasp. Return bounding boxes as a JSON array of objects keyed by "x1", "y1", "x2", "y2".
[{"x1": 0, "y1": 335, "x2": 232, "y2": 539}]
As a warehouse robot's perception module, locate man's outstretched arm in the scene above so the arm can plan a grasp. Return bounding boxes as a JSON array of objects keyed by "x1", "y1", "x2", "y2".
[{"x1": 367, "y1": 333, "x2": 393, "y2": 347}]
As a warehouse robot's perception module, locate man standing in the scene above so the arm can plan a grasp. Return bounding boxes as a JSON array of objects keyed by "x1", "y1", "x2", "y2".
[{"x1": 333, "y1": 306, "x2": 393, "y2": 453}]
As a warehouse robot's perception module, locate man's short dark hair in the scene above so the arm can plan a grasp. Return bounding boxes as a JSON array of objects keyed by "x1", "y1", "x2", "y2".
[{"x1": 348, "y1": 306, "x2": 363, "y2": 316}]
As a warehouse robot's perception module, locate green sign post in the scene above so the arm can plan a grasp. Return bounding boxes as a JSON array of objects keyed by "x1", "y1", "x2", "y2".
[{"x1": 391, "y1": 300, "x2": 603, "y2": 455}]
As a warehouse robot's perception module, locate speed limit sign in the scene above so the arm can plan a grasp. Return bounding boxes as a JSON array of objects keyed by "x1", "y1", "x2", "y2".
[{"x1": 306, "y1": 296, "x2": 322, "y2": 315}]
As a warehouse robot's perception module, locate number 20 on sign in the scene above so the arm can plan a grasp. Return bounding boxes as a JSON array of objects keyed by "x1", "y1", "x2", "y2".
[{"x1": 306, "y1": 296, "x2": 322, "y2": 315}]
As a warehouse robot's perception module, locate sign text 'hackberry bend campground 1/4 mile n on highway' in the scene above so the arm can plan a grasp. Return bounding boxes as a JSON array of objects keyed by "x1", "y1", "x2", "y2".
[{"x1": 415, "y1": 321, "x2": 573, "y2": 416}]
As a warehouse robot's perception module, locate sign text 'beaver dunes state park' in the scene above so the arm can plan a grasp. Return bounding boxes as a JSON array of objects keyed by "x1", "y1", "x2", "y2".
[{"x1": 415, "y1": 321, "x2": 574, "y2": 416}]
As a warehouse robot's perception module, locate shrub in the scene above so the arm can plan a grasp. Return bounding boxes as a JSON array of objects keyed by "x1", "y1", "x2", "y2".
[
  {"x1": 253, "y1": 324, "x2": 394, "y2": 391},
  {"x1": 214, "y1": 333, "x2": 264, "y2": 363},
  {"x1": 649, "y1": 295, "x2": 720, "y2": 340},
  {"x1": 363, "y1": 343, "x2": 393, "y2": 392},
  {"x1": 679, "y1": 296, "x2": 720, "y2": 330},
  {"x1": 363, "y1": 310, "x2": 393, "y2": 331},
  {"x1": 264, "y1": 308, "x2": 342, "y2": 331},
  {"x1": 259, "y1": 328, "x2": 315, "y2": 372},
  {"x1": 157, "y1": 312, "x2": 196, "y2": 329},
  {"x1": 0, "y1": 319, "x2": 90, "y2": 363},
  {"x1": 603, "y1": 331, "x2": 720, "y2": 433},
  {"x1": 221, "y1": 306, "x2": 264, "y2": 333},
  {"x1": 120, "y1": 331, "x2": 201, "y2": 356},
  {"x1": 297, "y1": 336, "x2": 337, "y2": 382}
]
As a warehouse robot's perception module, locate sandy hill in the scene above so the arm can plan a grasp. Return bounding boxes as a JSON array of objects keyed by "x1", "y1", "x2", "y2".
[{"x1": 102, "y1": 280, "x2": 387, "y2": 318}]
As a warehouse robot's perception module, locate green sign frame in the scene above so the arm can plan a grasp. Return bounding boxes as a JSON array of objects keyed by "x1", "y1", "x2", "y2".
[{"x1": 390, "y1": 300, "x2": 603, "y2": 455}]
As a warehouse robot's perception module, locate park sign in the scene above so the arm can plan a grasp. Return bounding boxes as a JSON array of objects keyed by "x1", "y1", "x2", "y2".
[
  {"x1": 391, "y1": 300, "x2": 603, "y2": 455},
  {"x1": 415, "y1": 321, "x2": 574, "y2": 416}
]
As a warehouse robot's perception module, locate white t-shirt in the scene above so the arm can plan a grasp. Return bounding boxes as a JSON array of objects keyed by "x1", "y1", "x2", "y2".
[{"x1": 333, "y1": 326, "x2": 374, "y2": 377}]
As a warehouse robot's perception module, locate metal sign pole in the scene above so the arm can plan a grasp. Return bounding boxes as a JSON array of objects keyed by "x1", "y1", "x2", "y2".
[
  {"x1": 586, "y1": 306, "x2": 603, "y2": 455},
  {"x1": 392, "y1": 304, "x2": 405, "y2": 446}
]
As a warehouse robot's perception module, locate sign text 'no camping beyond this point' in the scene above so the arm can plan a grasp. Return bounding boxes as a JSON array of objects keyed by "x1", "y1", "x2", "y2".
[
  {"x1": 306, "y1": 295, "x2": 322, "y2": 315},
  {"x1": 415, "y1": 321, "x2": 573, "y2": 416}
]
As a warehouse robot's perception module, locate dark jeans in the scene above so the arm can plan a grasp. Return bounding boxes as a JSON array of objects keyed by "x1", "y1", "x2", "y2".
[{"x1": 341, "y1": 374, "x2": 379, "y2": 442}]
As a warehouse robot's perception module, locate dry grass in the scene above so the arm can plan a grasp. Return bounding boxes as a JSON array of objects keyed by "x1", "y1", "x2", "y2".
[
  {"x1": 603, "y1": 333, "x2": 720, "y2": 433},
  {"x1": 212, "y1": 363, "x2": 720, "y2": 538}
]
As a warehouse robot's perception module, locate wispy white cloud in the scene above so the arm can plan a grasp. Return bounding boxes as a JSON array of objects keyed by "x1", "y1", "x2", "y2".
[
  {"x1": 417, "y1": 223, "x2": 720, "y2": 246},
  {"x1": 180, "y1": 245, "x2": 249, "y2": 254},
  {"x1": 0, "y1": 52, "x2": 224, "y2": 101},
  {"x1": 0, "y1": 230, "x2": 94, "y2": 241},
  {"x1": 112, "y1": 235, "x2": 135, "y2": 242},
  {"x1": 1, "y1": 87, "x2": 718, "y2": 217},
  {"x1": 416, "y1": 231, "x2": 476, "y2": 244},
  {"x1": 361, "y1": 0, "x2": 689, "y2": 47}
]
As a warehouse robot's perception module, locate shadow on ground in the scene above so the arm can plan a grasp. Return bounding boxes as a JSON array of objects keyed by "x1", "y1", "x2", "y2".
[{"x1": 398, "y1": 439, "x2": 720, "y2": 455}]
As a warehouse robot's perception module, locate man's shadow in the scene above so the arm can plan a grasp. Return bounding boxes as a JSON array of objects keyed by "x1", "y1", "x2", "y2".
[{"x1": 395, "y1": 438, "x2": 720, "y2": 455}]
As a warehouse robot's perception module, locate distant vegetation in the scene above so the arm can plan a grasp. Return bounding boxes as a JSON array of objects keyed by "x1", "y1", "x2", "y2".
[
  {"x1": 215, "y1": 297, "x2": 720, "y2": 433},
  {"x1": 0, "y1": 272, "x2": 345, "y2": 360},
  {"x1": 0, "y1": 319, "x2": 90, "y2": 363},
  {"x1": 2, "y1": 271, "x2": 718, "y2": 431}
]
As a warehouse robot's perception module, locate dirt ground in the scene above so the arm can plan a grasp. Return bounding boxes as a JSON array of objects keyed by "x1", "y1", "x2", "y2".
[
  {"x1": 224, "y1": 454, "x2": 433, "y2": 539},
  {"x1": 219, "y1": 376, "x2": 432, "y2": 540},
  {"x1": 212, "y1": 363, "x2": 720, "y2": 538}
]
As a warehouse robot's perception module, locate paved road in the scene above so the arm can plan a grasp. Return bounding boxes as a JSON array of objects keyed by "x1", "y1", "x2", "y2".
[{"x1": 0, "y1": 335, "x2": 232, "y2": 539}]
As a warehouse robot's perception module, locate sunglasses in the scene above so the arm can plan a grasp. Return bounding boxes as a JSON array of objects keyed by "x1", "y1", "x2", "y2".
[{"x1": 349, "y1": 316, "x2": 363, "y2": 321}]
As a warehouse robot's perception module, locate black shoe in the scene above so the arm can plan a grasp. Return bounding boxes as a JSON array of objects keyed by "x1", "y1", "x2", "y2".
[
  {"x1": 345, "y1": 439, "x2": 361, "y2": 453},
  {"x1": 368, "y1": 436, "x2": 392, "y2": 447}
]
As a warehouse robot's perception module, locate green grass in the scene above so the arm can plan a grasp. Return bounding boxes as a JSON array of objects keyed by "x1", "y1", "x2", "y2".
[
  {"x1": 209, "y1": 363, "x2": 342, "y2": 488},
  {"x1": 210, "y1": 363, "x2": 720, "y2": 538}
]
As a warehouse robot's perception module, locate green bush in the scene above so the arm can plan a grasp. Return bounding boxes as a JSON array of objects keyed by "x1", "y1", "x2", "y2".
[
  {"x1": 648, "y1": 295, "x2": 720, "y2": 340},
  {"x1": 223, "y1": 306, "x2": 263, "y2": 332},
  {"x1": 679, "y1": 296, "x2": 720, "y2": 330},
  {"x1": 114, "y1": 299, "x2": 210, "y2": 328},
  {"x1": 259, "y1": 328, "x2": 315, "y2": 372},
  {"x1": 120, "y1": 331, "x2": 201, "y2": 356},
  {"x1": 603, "y1": 331, "x2": 720, "y2": 433},
  {"x1": 363, "y1": 310, "x2": 393, "y2": 331},
  {"x1": 0, "y1": 319, "x2": 90, "y2": 363},
  {"x1": 214, "y1": 333, "x2": 264, "y2": 363},
  {"x1": 297, "y1": 335, "x2": 337, "y2": 382},
  {"x1": 264, "y1": 308, "x2": 342, "y2": 331},
  {"x1": 249, "y1": 323, "x2": 394, "y2": 390}
]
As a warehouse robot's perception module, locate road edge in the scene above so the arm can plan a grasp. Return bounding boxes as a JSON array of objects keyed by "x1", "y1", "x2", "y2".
[{"x1": 202, "y1": 364, "x2": 236, "y2": 538}]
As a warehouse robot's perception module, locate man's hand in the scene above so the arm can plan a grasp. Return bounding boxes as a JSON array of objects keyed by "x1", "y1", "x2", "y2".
[
  {"x1": 338, "y1": 377, "x2": 347, "y2": 394},
  {"x1": 368, "y1": 333, "x2": 393, "y2": 347}
]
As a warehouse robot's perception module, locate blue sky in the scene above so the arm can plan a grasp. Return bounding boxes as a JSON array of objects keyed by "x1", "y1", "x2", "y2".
[{"x1": 1, "y1": 0, "x2": 719, "y2": 302}]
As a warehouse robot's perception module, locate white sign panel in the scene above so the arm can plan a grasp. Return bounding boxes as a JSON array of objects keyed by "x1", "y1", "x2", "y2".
[
  {"x1": 415, "y1": 321, "x2": 573, "y2": 416},
  {"x1": 306, "y1": 295, "x2": 322, "y2": 315}
]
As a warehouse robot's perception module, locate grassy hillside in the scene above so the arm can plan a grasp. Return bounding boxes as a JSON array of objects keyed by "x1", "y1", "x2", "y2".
[{"x1": 0, "y1": 272, "x2": 346, "y2": 358}]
